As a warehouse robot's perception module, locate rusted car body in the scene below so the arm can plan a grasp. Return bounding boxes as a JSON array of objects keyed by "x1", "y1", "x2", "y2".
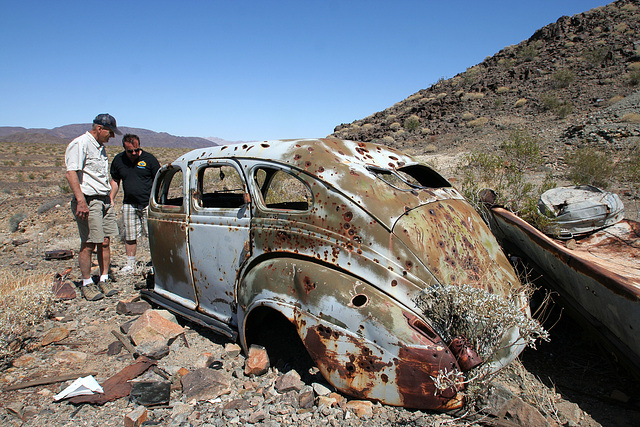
[
  {"x1": 482, "y1": 202, "x2": 640, "y2": 377},
  {"x1": 143, "y1": 138, "x2": 528, "y2": 410}
]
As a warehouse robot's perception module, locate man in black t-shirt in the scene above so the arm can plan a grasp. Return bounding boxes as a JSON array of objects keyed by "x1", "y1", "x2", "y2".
[{"x1": 110, "y1": 134, "x2": 160, "y2": 273}]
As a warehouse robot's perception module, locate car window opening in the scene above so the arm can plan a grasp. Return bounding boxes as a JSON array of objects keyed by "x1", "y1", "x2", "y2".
[
  {"x1": 253, "y1": 167, "x2": 312, "y2": 211},
  {"x1": 196, "y1": 165, "x2": 246, "y2": 209},
  {"x1": 368, "y1": 165, "x2": 450, "y2": 190}
]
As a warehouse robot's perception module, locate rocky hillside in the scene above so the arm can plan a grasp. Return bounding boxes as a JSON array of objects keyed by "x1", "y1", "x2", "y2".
[{"x1": 332, "y1": 0, "x2": 640, "y2": 163}]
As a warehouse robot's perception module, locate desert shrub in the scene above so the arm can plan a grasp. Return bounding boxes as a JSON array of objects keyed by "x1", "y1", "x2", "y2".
[
  {"x1": 582, "y1": 47, "x2": 609, "y2": 67},
  {"x1": 618, "y1": 140, "x2": 640, "y2": 184},
  {"x1": 551, "y1": 69, "x2": 576, "y2": 88},
  {"x1": 627, "y1": 62, "x2": 640, "y2": 71},
  {"x1": 386, "y1": 114, "x2": 397, "y2": 123},
  {"x1": 494, "y1": 98, "x2": 504, "y2": 107},
  {"x1": 423, "y1": 143, "x2": 437, "y2": 153},
  {"x1": 381, "y1": 135, "x2": 395, "y2": 145},
  {"x1": 404, "y1": 115, "x2": 420, "y2": 132},
  {"x1": 9, "y1": 212, "x2": 27, "y2": 232},
  {"x1": 28, "y1": 173, "x2": 36, "y2": 180},
  {"x1": 389, "y1": 122, "x2": 401, "y2": 131},
  {"x1": 457, "y1": 130, "x2": 555, "y2": 224},
  {"x1": 514, "y1": 98, "x2": 527, "y2": 108},
  {"x1": 361, "y1": 123, "x2": 374, "y2": 132},
  {"x1": 496, "y1": 86, "x2": 510, "y2": 94},
  {"x1": 614, "y1": 22, "x2": 629, "y2": 33},
  {"x1": 436, "y1": 92, "x2": 447, "y2": 99},
  {"x1": 462, "y1": 92, "x2": 484, "y2": 101},
  {"x1": 414, "y1": 282, "x2": 548, "y2": 402},
  {"x1": 517, "y1": 44, "x2": 538, "y2": 62},
  {"x1": 622, "y1": 113, "x2": 640, "y2": 123},
  {"x1": 468, "y1": 117, "x2": 489, "y2": 127},
  {"x1": 454, "y1": 90, "x2": 465, "y2": 98},
  {"x1": 59, "y1": 182, "x2": 72, "y2": 193},
  {"x1": 541, "y1": 94, "x2": 573, "y2": 118},
  {"x1": 37, "y1": 199, "x2": 63, "y2": 214},
  {"x1": 0, "y1": 269, "x2": 54, "y2": 363},
  {"x1": 17, "y1": 173, "x2": 24, "y2": 182},
  {"x1": 608, "y1": 95, "x2": 625, "y2": 105},
  {"x1": 627, "y1": 70, "x2": 640, "y2": 86},
  {"x1": 565, "y1": 147, "x2": 615, "y2": 189},
  {"x1": 461, "y1": 112, "x2": 475, "y2": 121}
]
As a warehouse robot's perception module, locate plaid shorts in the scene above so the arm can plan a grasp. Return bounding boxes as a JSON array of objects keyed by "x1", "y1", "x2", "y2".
[{"x1": 122, "y1": 203, "x2": 148, "y2": 241}]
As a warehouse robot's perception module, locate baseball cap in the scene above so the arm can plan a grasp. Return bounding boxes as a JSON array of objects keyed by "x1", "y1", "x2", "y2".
[{"x1": 93, "y1": 113, "x2": 122, "y2": 135}]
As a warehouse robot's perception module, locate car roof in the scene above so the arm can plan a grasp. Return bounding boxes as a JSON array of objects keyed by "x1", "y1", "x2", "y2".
[{"x1": 173, "y1": 138, "x2": 460, "y2": 228}]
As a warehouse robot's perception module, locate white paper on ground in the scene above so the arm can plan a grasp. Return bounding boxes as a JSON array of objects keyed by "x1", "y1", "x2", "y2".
[{"x1": 53, "y1": 375, "x2": 104, "y2": 401}]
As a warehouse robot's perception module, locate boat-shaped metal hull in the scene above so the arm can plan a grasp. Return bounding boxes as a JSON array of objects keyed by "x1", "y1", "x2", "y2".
[{"x1": 483, "y1": 204, "x2": 640, "y2": 377}]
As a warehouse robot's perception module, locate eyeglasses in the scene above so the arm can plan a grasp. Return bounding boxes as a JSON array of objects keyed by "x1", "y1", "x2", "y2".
[{"x1": 126, "y1": 148, "x2": 142, "y2": 154}]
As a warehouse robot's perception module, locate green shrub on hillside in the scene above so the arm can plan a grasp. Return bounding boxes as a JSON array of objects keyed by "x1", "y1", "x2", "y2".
[
  {"x1": 457, "y1": 130, "x2": 555, "y2": 225},
  {"x1": 404, "y1": 115, "x2": 420, "y2": 132},
  {"x1": 565, "y1": 148, "x2": 615, "y2": 189},
  {"x1": 551, "y1": 69, "x2": 576, "y2": 88}
]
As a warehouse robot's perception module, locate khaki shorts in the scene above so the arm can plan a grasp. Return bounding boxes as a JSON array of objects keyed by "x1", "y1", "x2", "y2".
[{"x1": 72, "y1": 196, "x2": 119, "y2": 244}]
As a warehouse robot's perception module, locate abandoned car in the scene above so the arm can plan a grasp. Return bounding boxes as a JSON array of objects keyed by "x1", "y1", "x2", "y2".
[{"x1": 143, "y1": 138, "x2": 532, "y2": 410}]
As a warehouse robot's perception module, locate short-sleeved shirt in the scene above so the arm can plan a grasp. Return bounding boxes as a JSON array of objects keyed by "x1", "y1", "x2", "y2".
[
  {"x1": 65, "y1": 132, "x2": 111, "y2": 196},
  {"x1": 110, "y1": 150, "x2": 160, "y2": 206}
]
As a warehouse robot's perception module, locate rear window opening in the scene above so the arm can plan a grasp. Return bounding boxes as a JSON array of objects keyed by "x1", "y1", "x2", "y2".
[{"x1": 367, "y1": 164, "x2": 450, "y2": 190}]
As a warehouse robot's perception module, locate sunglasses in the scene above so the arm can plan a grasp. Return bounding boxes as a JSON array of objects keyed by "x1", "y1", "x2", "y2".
[{"x1": 126, "y1": 148, "x2": 142, "y2": 154}]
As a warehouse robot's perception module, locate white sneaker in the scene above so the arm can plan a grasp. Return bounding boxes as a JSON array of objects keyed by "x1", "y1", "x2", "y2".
[{"x1": 121, "y1": 265, "x2": 134, "y2": 273}]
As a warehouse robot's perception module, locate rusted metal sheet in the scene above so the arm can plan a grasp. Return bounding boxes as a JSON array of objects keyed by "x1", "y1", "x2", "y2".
[
  {"x1": 485, "y1": 205, "x2": 640, "y2": 377},
  {"x1": 147, "y1": 138, "x2": 530, "y2": 411}
]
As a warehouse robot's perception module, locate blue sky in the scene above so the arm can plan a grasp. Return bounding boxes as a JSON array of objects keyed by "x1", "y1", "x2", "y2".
[{"x1": 1, "y1": 0, "x2": 611, "y2": 142}]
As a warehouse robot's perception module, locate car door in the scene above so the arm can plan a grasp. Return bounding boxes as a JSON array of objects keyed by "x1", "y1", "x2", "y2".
[
  {"x1": 148, "y1": 165, "x2": 198, "y2": 309},
  {"x1": 187, "y1": 159, "x2": 251, "y2": 323}
]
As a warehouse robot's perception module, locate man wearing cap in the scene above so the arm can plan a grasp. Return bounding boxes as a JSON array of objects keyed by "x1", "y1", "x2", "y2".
[
  {"x1": 110, "y1": 133, "x2": 160, "y2": 273},
  {"x1": 65, "y1": 113, "x2": 121, "y2": 301}
]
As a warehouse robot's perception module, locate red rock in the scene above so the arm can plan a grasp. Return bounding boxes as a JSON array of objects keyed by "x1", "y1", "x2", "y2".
[
  {"x1": 41, "y1": 326, "x2": 69, "y2": 346},
  {"x1": 346, "y1": 400, "x2": 374, "y2": 418},
  {"x1": 128, "y1": 310, "x2": 185, "y2": 346},
  {"x1": 244, "y1": 344, "x2": 270, "y2": 376},
  {"x1": 124, "y1": 405, "x2": 148, "y2": 427}
]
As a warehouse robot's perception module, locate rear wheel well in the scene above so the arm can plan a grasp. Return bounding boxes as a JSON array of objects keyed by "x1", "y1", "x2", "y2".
[{"x1": 244, "y1": 306, "x2": 316, "y2": 376}]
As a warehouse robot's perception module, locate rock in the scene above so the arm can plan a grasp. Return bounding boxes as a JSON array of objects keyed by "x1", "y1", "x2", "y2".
[
  {"x1": 610, "y1": 389, "x2": 630, "y2": 403},
  {"x1": 127, "y1": 310, "x2": 185, "y2": 346},
  {"x1": 53, "y1": 350, "x2": 87, "y2": 364},
  {"x1": 41, "y1": 326, "x2": 69, "y2": 346},
  {"x1": 51, "y1": 281, "x2": 76, "y2": 300},
  {"x1": 275, "y1": 369, "x2": 303, "y2": 393},
  {"x1": 224, "y1": 342, "x2": 242, "y2": 358},
  {"x1": 496, "y1": 397, "x2": 549, "y2": 427},
  {"x1": 346, "y1": 400, "x2": 374, "y2": 418},
  {"x1": 223, "y1": 398, "x2": 251, "y2": 410},
  {"x1": 135, "y1": 341, "x2": 170, "y2": 360},
  {"x1": 130, "y1": 381, "x2": 171, "y2": 406},
  {"x1": 107, "y1": 341, "x2": 123, "y2": 355},
  {"x1": 124, "y1": 405, "x2": 148, "y2": 427},
  {"x1": 312, "y1": 382, "x2": 332, "y2": 396},
  {"x1": 247, "y1": 409, "x2": 266, "y2": 424},
  {"x1": 244, "y1": 344, "x2": 269, "y2": 376},
  {"x1": 299, "y1": 388, "x2": 315, "y2": 409},
  {"x1": 116, "y1": 300, "x2": 152, "y2": 316},
  {"x1": 556, "y1": 400, "x2": 581, "y2": 425},
  {"x1": 12, "y1": 354, "x2": 38, "y2": 368},
  {"x1": 483, "y1": 383, "x2": 517, "y2": 416},
  {"x1": 181, "y1": 367, "x2": 231, "y2": 402}
]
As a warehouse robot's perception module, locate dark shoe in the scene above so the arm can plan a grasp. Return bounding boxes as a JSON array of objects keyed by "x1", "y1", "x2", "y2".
[
  {"x1": 82, "y1": 284, "x2": 104, "y2": 301},
  {"x1": 98, "y1": 280, "x2": 119, "y2": 297}
]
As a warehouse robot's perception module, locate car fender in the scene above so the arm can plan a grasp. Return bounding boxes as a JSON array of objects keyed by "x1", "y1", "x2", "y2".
[{"x1": 237, "y1": 257, "x2": 464, "y2": 410}]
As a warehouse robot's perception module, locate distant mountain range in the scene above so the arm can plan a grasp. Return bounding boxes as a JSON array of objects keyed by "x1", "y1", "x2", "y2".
[{"x1": 0, "y1": 124, "x2": 249, "y2": 148}]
